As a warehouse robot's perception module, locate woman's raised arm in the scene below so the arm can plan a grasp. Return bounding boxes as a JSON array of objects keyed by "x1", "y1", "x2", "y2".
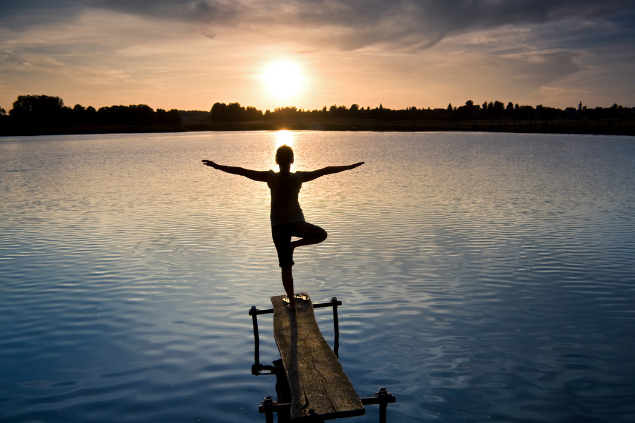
[
  {"x1": 202, "y1": 160, "x2": 268, "y2": 182},
  {"x1": 302, "y1": 162, "x2": 364, "y2": 183}
]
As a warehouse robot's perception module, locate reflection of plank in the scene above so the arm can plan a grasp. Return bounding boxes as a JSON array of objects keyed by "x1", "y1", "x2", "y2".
[{"x1": 271, "y1": 293, "x2": 365, "y2": 421}]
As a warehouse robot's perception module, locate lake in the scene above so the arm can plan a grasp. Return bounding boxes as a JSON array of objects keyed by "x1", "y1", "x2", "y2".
[{"x1": 1, "y1": 131, "x2": 634, "y2": 423}]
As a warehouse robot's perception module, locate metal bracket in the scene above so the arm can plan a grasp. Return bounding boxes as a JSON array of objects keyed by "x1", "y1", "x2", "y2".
[
  {"x1": 259, "y1": 388, "x2": 396, "y2": 423},
  {"x1": 259, "y1": 396, "x2": 290, "y2": 423},
  {"x1": 361, "y1": 388, "x2": 397, "y2": 423}
]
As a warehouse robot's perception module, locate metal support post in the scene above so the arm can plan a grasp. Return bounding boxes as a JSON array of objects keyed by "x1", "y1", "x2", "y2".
[
  {"x1": 250, "y1": 306, "x2": 260, "y2": 374},
  {"x1": 261, "y1": 396, "x2": 274, "y2": 423},
  {"x1": 377, "y1": 388, "x2": 388, "y2": 423},
  {"x1": 331, "y1": 297, "x2": 340, "y2": 358}
]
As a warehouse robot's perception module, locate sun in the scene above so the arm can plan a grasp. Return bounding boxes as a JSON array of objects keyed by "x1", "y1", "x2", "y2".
[{"x1": 263, "y1": 62, "x2": 304, "y2": 100}]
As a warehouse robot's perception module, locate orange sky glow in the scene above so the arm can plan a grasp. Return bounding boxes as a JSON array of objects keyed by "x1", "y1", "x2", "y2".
[{"x1": 1, "y1": 1, "x2": 634, "y2": 113}]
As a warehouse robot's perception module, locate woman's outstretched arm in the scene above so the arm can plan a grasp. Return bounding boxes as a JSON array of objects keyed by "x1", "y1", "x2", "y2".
[
  {"x1": 202, "y1": 160, "x2": 268, "y2": 182},
  {"x1": 302, "y1": 162, "x2": 364, "y2": 183}
]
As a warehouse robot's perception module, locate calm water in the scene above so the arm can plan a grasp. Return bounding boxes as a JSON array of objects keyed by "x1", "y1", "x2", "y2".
[{"x1": 1, "y1": 131, "x2": 634, "y2": 423}]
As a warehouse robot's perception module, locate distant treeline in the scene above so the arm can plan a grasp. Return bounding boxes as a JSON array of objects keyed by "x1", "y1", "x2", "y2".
[
  {"x1": 210, "y1": 100, "x2": 635, "y2": 122},
  {"x1": 1, "y1": 95, "x2": 634, "y2": 134},
  {"x1": 0, "y1": 95, "x2": 181, "y2": 128}
]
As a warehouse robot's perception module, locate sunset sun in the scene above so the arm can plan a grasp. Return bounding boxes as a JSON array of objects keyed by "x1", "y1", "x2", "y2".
[{"x1": 263, "y1": 62, "x2": 304, "y2": 100}]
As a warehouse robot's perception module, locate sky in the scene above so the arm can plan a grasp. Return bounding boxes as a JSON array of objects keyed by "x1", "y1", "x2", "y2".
[{"x1": 1, "y1": 0, "x2": 635, "y2": 113}]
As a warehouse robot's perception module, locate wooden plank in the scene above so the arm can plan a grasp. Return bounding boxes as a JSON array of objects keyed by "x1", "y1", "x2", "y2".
[{"x1": 271, "y1": 293, "x2": 364, "y2": 421}]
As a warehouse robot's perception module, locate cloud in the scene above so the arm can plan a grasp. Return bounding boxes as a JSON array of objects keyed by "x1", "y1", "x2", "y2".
[
  {"x1": 0, "y1": 0, "x2": 78, "y2": 29},
  {"x1": 5, "y1": 0, "x2": 633, "y2": 51},
  {"x1": 157, "y1": 1, "x2": 635, "y2": 51},
  {"x1": 287, "y1": 0, "x2": 635, "y2": 51},
  {"x1": 501, "y1": 49, "x2": 585, "y2": 85},
  {"x1": 83, "y1": 0, "x2": 242, "y2": 24}
]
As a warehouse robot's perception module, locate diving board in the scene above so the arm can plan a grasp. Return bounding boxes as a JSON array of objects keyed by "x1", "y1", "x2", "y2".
[{"x1": 270, "y1": 293, "x2": 365, "y2": 421}]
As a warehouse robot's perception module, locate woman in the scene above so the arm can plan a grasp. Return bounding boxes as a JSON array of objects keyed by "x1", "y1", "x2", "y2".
[{"x1": 203, "y1": 145, "x2": 364, "y2": 311}]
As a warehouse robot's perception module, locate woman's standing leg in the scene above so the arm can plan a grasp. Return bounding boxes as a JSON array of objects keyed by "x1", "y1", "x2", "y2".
[
  {"x1": 281, "y1": 266, "x2": 295, "y2": 311},
  {"x1": 272, "y1": 224, "x2": 297, "y2": 311}
]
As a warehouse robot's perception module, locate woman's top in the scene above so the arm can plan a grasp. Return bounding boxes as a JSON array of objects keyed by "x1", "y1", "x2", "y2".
[{"x1": 267, "y1": 170, "x2": 305, "y2": 225}]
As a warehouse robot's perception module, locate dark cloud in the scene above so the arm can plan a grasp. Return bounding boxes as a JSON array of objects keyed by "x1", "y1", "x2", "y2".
[
  {"x1": 502, "y1": 50, "x2": 585, "y2": 86},
  {"x1": 0, "y1": 0, "x2": 80, "y2": 29},
  {"x1": 2, "y1": 0, "x2": 634, "y2": 51},
  {"x1": 279, "y1": 0, "x2": 635, "y2": 50},
  {"x1": 76, "y1": 0, "x2": 635, "y2": 51},
  {"x1": 0, "y1": 0, "x2": 72, "y2": 17},
  {"x1": 83, "y1": 0, "x2": 242, "y2": 24}
]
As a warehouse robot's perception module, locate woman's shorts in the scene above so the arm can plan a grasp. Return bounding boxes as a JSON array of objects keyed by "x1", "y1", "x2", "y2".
[{"x1": 271, "y1": 221, "x2": 327, "y2": 268}]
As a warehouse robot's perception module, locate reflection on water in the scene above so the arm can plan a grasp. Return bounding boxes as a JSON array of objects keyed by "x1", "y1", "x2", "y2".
[
  {"x1": 275, "y1": 130, "x2": 294, "y2": 150},
  {"x1": 1, "y1": 131, "x2": 634, "y2": 422},
  {"x1": 273, "y1": 129, "x2": 294, "y2": 171}
]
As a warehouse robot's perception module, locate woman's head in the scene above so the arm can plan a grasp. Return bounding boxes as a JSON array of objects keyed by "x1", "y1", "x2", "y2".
[{"x1": 276, "y1": 144, "x2": 294, "y2": 165}]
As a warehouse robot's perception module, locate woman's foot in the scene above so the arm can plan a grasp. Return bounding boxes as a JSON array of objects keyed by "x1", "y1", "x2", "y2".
[{"x1": 282, "y1": 295, "x2": 296, "y2": 311}]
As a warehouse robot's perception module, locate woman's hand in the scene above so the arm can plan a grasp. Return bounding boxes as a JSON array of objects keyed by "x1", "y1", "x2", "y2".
[
  {"x1": 348, "y1": 162, "x2": 365, "y2": 170},
  {"x1": 202, "y1": 160, "x2": 219, "y2": 169}
]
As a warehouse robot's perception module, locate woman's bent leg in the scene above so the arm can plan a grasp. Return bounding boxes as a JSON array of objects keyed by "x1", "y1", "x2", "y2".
[{"x1": 289, "y1": 221, "x2": 327, "y2": 252}]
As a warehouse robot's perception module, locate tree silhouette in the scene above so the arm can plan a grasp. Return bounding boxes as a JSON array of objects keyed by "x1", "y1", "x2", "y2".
[
  {"x1": 3, "y1": 93, "x2": 634, "y2": 137},
  {"x1": 211, "y1": 102, "x2": 263, "y2": 122},
  {"x1": 10, "y1": 95, "x2": 65, "y2": 123}
]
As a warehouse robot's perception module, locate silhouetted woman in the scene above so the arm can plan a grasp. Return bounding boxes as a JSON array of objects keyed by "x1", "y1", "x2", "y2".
[{"x1": 203, "y1": 145, "x2": 364, "y2": 311}]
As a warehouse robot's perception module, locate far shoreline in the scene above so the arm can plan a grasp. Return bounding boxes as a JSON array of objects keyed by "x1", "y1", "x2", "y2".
[{"x1": 2, "y1": 117, "x2": 635, "y2": 137}]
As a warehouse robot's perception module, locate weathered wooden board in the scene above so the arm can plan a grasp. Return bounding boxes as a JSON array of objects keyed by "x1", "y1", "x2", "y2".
[{"x1": 271, "y1": 293, "x2": 364, "y2": 421}]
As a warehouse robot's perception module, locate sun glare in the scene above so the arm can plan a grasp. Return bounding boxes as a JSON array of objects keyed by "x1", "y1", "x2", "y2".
[
  {"x1": 263, "y1": 62, "x2": 304, "y2": 100},
  {"x1": 275, "y1": 130, "x2": 294, "y2": 149}
]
